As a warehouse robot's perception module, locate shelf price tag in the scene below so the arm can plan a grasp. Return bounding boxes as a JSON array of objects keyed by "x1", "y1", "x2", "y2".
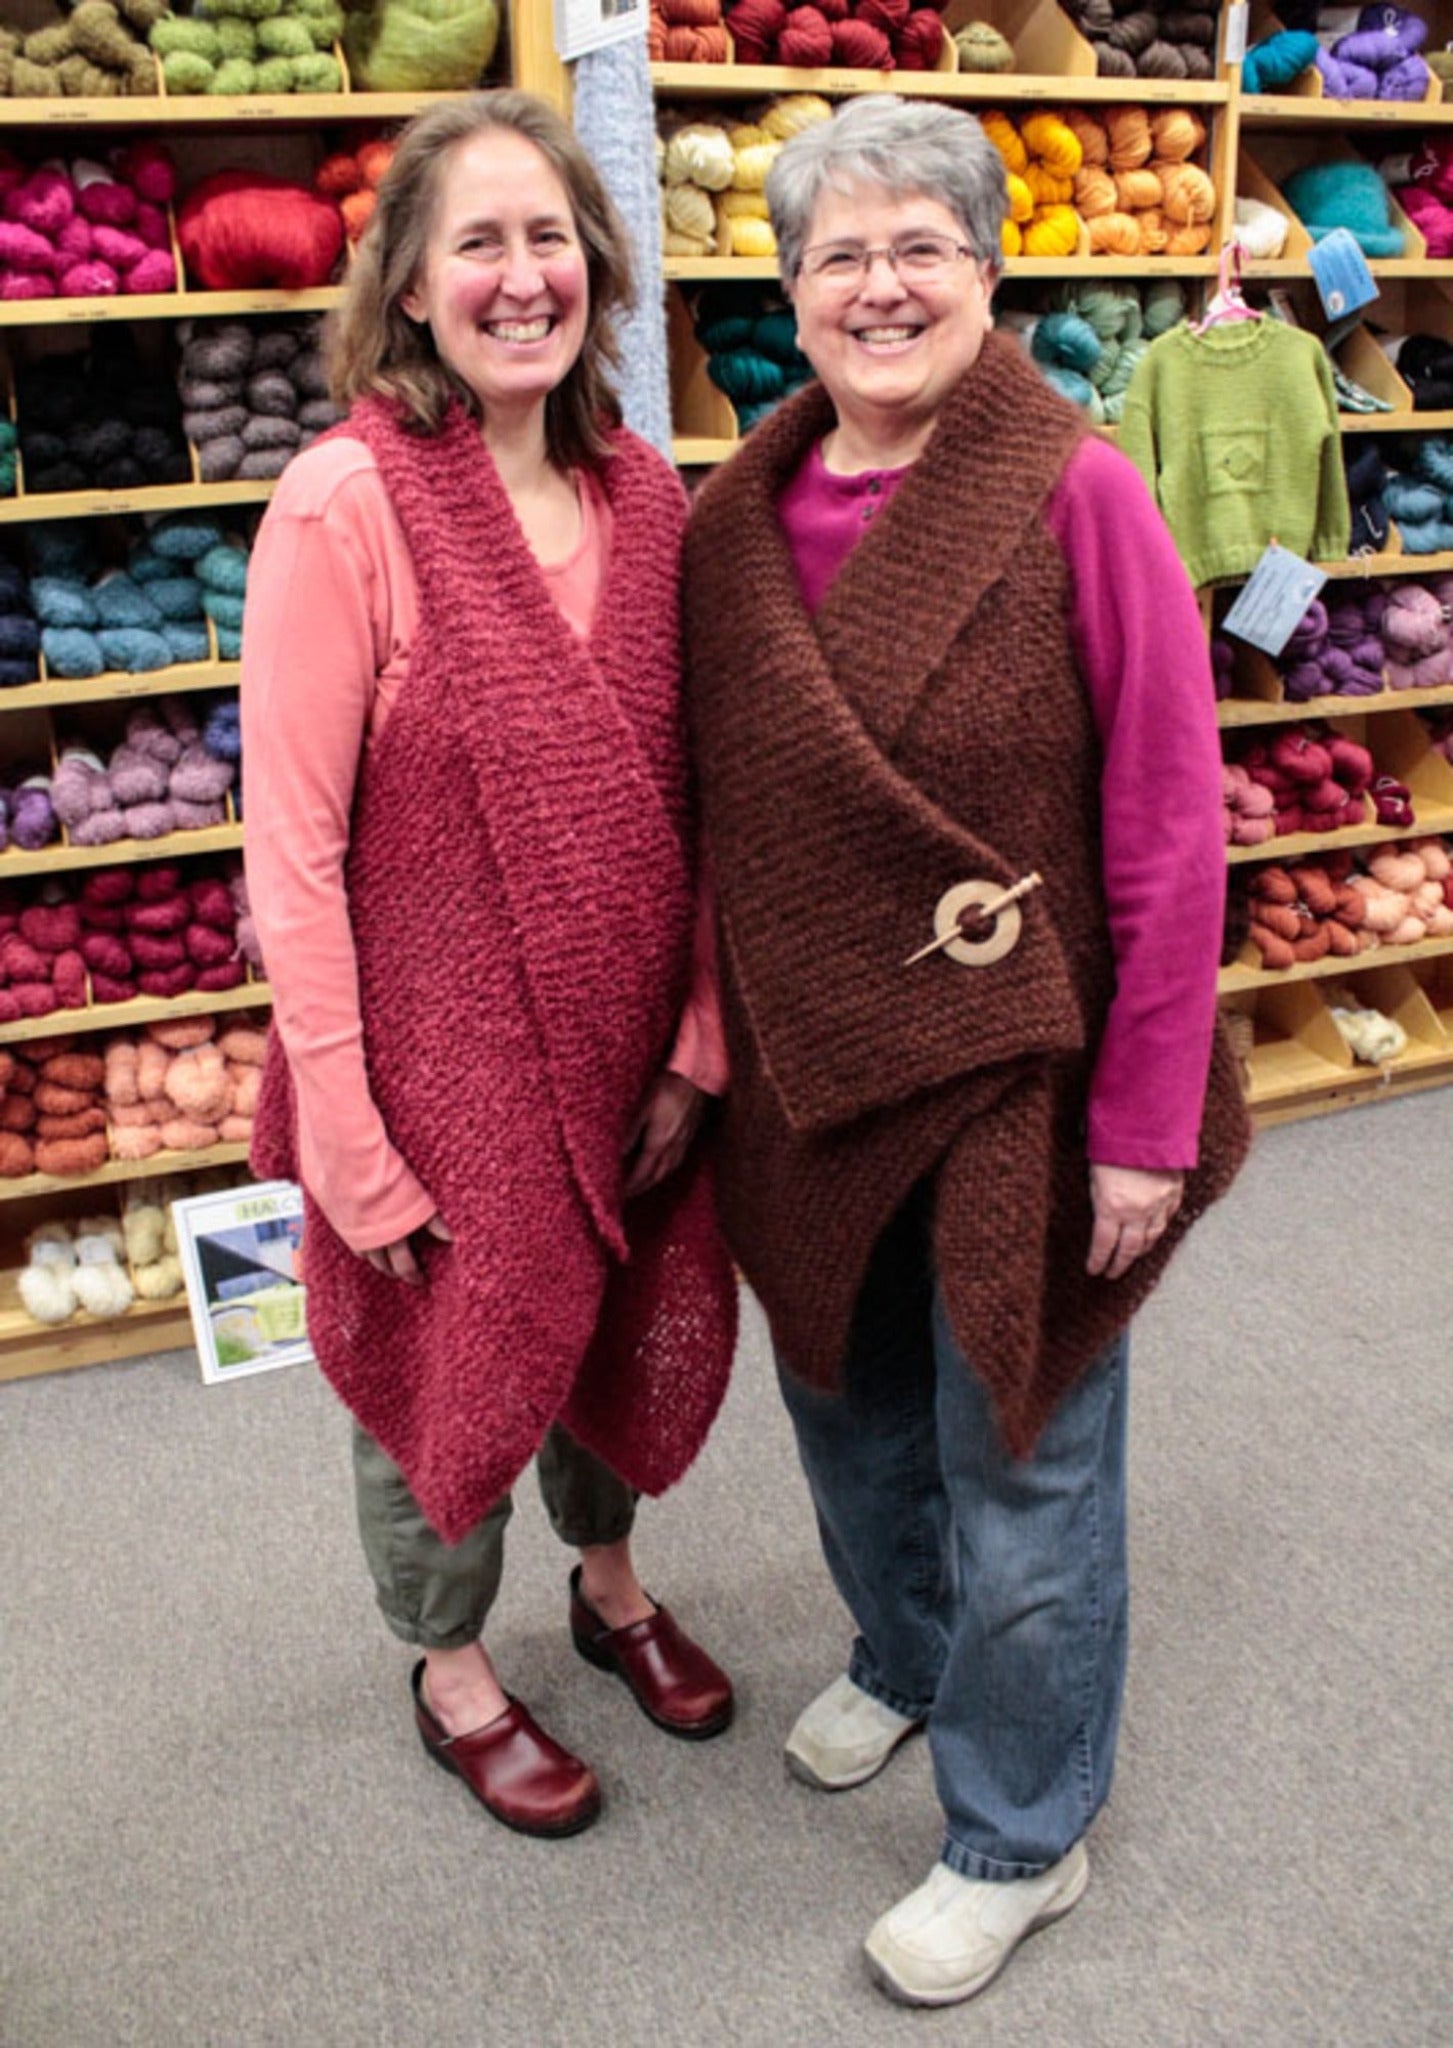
[
  {"x1": 1306, "y1": 230, "x2": 1379, "y2": 323},
  {"x1": 1222, "y1": 544, "x2": 1327, "y2": 657}
]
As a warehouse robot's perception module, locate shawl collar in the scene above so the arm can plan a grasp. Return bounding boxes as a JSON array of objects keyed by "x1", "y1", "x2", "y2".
[
  {"x1": 685, "y1": 339, "x2": 1089, "y2": 1135},
  {"x1": 347, "y1": 399, "x2": 692, "y2": 1256},
  {"x1": 712, "y1": 333, "x2": 1085, "y2": 755}
]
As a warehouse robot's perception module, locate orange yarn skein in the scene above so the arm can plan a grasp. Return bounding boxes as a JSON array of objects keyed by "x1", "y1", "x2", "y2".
[
  {"x1": 1150, "y1": 108, "x2": 1206, "y2": 163},
  {"x1": 1105, "y1": 107, "x2": 1153, "y2": 172},
  {"x1": 1114, "y1": 168, "x2": 1162, "y2": 211},
  {"x1": 1087, "y1": 210, "x2": 1141, "y2": 255},
  {"x1": 1160, "y1": 160, "x2": 1216, "y2": 226},
  {"x1": 1074, "y1": 166, "x2": 1116, "y2": 217}
]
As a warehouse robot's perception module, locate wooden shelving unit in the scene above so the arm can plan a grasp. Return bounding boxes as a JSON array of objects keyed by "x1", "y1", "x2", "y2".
[
  {"x1": 0, "y1": 981, "x2": 270, "y2": 1047},
  {"x1": 654, "y1": 23, "x2": 1453, "y2": 1129},
  {"x1": 0, "y1": 4, "x2": 553, "y2": 1380},
  {"x1": 0, "y1": 480, "x2": 277, "y2": 525},
  {"x1": 0, "y1": 822, "x2": 244, "y2": 880}
]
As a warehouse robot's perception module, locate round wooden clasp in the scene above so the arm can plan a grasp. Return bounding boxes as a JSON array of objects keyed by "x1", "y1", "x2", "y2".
[{"x1": 930, "y1": 879, "x2": 1023, "y2": 966}]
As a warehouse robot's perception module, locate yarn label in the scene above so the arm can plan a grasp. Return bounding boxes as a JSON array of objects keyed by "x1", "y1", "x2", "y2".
[
  {"x1": 1307, "y1": 231, "x2": 1379, "y2": 322},
  {"x1": 1222, "y1": 3, "x2": 1250, "y2": 66},
  {"x1": 1222, "y1": 544, "x2": 1328, "y2": 656}
]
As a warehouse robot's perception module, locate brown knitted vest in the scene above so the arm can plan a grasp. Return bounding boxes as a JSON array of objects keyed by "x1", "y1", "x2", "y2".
[
  {"x1": 685, "y1": 333, "x2": 1249, "y2": 1453},
  {"x1": 251, "y1": 399, "x2": 737, "y2": 1541}
]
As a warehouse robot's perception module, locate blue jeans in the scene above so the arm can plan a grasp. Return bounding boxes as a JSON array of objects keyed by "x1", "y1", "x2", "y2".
[{"x1": 777, "y1": 1187, "x2": 1130, "y2": 1882}]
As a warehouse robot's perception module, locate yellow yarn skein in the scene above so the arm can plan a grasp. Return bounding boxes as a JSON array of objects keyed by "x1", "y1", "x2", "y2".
[
  {"x1": 663, "y1": 122, "x2": 736, "y2": 192},
  {"x1": 1024, "y1": 161, "x2": 1074, "y2": 208},
  {"x1": 759, "y1": 93, "x2": 833, "y2": 139},
  {"x1": 1150, "y1": 108, "x2": 1205, "y2": 163},
  {"x1": 718, "y1": 188, "x2": 770, "y2": 220},
  {"x1": 728, "y1": 121, "x2": 774, "y2": 152},
  {"x1": 1006, "y1": 170, "x2": 1035, "y2": 225},
  {"x1": 733, "y1": 140, "x2": 782, "y2": 193},
  {"x1": 720, "y1": 211, "x2": 777, "y2": 257},
  {"x1": 979, "y1": 109, "x2": 1028, "y2": 177},
  {"x1": 1022, "y1": 205, "x2": 1080, "y2": 256},
  {"x1": 1020, "y1": 111, "x2": 1082, "y2": 179},
  {"x1": 1001, "y1": 217, "x2": 1023, "y2": 258}
]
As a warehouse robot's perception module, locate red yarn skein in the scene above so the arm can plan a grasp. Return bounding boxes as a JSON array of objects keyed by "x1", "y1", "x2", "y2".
[
  {"x1": 830, "y1": 18, "x2": 893, "y2": 64},
  {"x1": 779, "y1": 5, "x2": 834, "y2": 61},
  {"x1": 727, "y1": 0, "x2": 789, "y2": 59},
  {"x1": 894, "y1": 9, "x2": 945, "y2": 65},
  {"x1": 858, "y1": 0, "x2": 910, "y2": 29},
  {"x1": 178, "y1": 172, "x2": 344, "y2": 292}
]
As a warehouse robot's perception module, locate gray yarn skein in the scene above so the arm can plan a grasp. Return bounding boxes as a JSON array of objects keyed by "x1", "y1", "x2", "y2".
[{"x1": 571, "y1": 39, "x2": 672, "y2": 462}]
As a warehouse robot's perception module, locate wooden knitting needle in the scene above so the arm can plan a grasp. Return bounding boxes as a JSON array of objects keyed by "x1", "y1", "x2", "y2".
[{"x1": 903, "y1": 872, "x2": 1043, "y2": 967}]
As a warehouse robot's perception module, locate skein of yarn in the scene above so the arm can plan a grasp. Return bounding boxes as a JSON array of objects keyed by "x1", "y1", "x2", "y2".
[{"x1": 177, "y1": 170, "x2": 344, "y2": 290}]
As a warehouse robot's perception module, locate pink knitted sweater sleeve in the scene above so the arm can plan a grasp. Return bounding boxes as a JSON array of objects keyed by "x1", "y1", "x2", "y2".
[
  {"x1": 1045, "y1": 434, "x2": 1225, "y2": 1171},
  {"x1": 241, "y1": 441, "x2": 436, "y2": 1253}
]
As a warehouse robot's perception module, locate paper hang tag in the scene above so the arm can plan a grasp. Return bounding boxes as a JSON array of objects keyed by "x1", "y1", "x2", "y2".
[
  {"x1": 1221, "y1": 544, "x2": 1329, "y2": 658},
  {"x1": 1306, "y1": 230, "x2": 1380, "y2": 323},
  {"x1": 554, "y1": 0, "x2": 646, "y2": 61},
  {"x1": 1221, "y1": 0, "x2": 1250, "y2": 64}
]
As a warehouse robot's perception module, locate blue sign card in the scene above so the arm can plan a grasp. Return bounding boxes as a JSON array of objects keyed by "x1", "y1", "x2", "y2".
[
  {"x1": 1306, "y1": 229, "x2": 1379, "y2": 323},
  {"x1": 1221, "y1": 543, "x2": 1328, "y2": 657}
]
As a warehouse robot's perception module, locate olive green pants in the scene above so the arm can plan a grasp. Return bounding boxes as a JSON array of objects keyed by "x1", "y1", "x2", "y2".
[{"x1": 351, "y1": 1421, "x2": 637, "y2": 1651}]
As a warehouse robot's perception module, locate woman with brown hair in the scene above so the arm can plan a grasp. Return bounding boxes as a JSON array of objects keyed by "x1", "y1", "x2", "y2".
[{"x1": 241, "y1": 92, "x2": 738, "y2": 1839}]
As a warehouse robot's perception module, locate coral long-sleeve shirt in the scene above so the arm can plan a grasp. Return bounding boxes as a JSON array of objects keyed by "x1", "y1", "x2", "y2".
[
  {"x1": 776, "y1": 431, "x2": 1225, "y2": 1171},
  {"x1": 242, "y1": 438, "x2": 726, "y2": 1253}
]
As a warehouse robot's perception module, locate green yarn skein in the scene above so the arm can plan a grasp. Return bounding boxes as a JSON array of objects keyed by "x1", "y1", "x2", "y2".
[{"x1": 343, "y1": 0, "x2": 499, "y2": 92}]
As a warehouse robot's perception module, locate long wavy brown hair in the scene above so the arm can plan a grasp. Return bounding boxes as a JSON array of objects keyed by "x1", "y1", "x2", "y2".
[{"x1": 328, "y1": 91, "x2": 634, "y2": 471}]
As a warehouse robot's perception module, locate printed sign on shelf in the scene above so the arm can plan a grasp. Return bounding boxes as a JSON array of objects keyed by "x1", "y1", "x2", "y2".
[{"x1": 1221, "y1": 543, "x2": 1329, "y2": 658}]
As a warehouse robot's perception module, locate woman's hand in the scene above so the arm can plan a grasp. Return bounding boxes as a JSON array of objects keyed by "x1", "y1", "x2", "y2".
[
  {"x1": 1086, "y1": 1165, "x2": 1184, "y2": 1281},
  {"x1": 623, "y1": 1072, "x2": 705, "y2": 1199},
  {"x1": 363, "y1": 1213, "x2": 453, "y2": 1287}
]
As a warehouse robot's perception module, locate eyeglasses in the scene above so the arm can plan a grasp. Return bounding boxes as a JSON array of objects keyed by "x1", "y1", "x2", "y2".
[{"x1": 797, "y1": 233, "x2": 976, "y2": 286}]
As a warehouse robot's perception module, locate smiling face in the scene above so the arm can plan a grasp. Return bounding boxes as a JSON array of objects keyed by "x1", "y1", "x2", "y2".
[
  {"x1": 400, "y1": 126, "x2": 590, "y2": 430},
  {"x1": 789, "y1": 179, "x2": 996, "y2": 453}
]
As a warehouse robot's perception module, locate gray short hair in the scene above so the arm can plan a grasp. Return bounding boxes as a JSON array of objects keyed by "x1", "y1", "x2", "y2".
[{"x1": 766, "y1": 96, "x2": 1008, "y2": 286}]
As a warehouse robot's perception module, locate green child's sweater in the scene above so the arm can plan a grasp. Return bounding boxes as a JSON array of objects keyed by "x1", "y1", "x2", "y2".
[{"x1": 1117, "y1": 318, "x2": 1350, "y2": 587}]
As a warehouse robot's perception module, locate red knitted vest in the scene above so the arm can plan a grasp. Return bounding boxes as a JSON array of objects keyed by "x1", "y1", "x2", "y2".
[
  {"x1": 251, "y1": 399, "x2": 737, "y2": 1541},
  {"x1": 686, "y1": 335, "x2": 1249, "y2": 1454}
]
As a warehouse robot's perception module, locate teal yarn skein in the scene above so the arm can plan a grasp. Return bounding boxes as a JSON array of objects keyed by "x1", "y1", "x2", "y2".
[{"x1": 1032, "y1": 312, "x2": 1102, "y2": 376}]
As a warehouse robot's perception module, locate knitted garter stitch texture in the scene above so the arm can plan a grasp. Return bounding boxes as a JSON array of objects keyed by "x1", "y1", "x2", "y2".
[
  {"x1": 250, "y1": 400, "x2": 736, "y2": 1539},
  {"x1": 685, "y1": 333, "x2": 1249, "y2": 1453}
]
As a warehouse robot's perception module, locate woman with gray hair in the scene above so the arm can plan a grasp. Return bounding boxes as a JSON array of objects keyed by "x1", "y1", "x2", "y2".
[{"x1": 685, "y1": 95, "x2": 1249, "y2": 2004}]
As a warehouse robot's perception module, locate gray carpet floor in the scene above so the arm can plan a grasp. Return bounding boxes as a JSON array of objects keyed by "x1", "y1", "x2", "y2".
[{"x1": 3, "y1": 1092, "x2": 1450, "y2": 2048}]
